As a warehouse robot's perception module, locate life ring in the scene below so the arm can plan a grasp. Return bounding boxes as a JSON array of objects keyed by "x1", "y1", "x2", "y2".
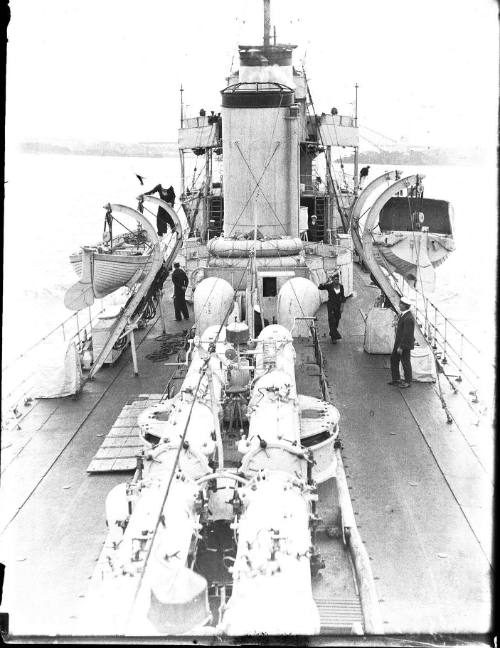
[{"x1": 103, "y1": 231, "x2": 111, "y2": 244}]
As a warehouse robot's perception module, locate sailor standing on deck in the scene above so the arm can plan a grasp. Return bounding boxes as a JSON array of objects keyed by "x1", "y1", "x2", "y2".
[
  {"x1": 171, "y1": 262, "x2": 190, "y2": 321},
  {"x1": 318, "y1": 273, "x2": 346, "y2": 344},
  {"x1": 388, "y1": 296, "x2": 415, "y2": 388}
]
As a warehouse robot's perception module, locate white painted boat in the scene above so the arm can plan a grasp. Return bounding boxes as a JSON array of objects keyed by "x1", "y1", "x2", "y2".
[
  {"x1": 367, "y1": 196, "x2": 455, "y2": 291},
  {"x1": 65, "y1": 198, "x2": 182, "y2": 310},
  {"x1": 372, "y1": 229, "x2": 455, "y2": 275},
  {"x1": 69, "y1": 235, "x2": 154, "y2": 299}
]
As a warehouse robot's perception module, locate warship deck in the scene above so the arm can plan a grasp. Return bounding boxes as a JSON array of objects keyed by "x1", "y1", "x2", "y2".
[{"x1": 0, "y1": 264, "x2": 492, "y2": 641}]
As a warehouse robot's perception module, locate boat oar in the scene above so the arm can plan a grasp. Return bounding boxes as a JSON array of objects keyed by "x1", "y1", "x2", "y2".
[{"x1": 64, "y1": 247, "x2": 96, "y2": 311}]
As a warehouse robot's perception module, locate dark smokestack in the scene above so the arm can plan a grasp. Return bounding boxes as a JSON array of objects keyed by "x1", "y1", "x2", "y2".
[{"x1": 263, "y1": 0, "x2": 271, "y2": 48}]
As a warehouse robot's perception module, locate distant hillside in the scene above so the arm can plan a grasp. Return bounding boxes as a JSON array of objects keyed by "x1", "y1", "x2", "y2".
[
  {"x1": 20, "y1": 141, "x2": 489, "y2": 165},
  {"x1": 338, "y1": 147, "x2": 488, "y2": 166},
  {"x1": 20, "y1": 140, "x2": 179, "y2": 157}
]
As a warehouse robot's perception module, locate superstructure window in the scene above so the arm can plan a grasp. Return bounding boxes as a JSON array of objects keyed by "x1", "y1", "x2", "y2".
[{"x1": 262, "y1": 277, "x2": 277, "y2": 297}]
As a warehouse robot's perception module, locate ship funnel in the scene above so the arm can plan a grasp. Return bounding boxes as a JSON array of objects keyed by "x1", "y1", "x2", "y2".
[{"x1": 263, "y1": 0, "x2": 271, "y2": 47}]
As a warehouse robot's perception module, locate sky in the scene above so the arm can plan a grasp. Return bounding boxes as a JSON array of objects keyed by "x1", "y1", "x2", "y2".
[{"x1": 5, "y1": 0, "x2": 499, "y2": 150}]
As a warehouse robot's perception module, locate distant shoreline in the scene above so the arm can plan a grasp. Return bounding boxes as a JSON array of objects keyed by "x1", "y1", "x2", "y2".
[
  {"x1": 338, "y1": 148, "x2": 488, "y2": 166},
  {"x1": 19, "y1": 140, "x2": 487, "y2": 165},
  {"x1": 19, "y1": 141, "x2": 179, "y2": 158}
]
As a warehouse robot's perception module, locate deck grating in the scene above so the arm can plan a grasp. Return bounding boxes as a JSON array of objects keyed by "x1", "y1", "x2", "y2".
[
  {"x1": 86, "y1": 394, "x2": 164, "y2": 473},
  {"x1": 314, "y1": 596, "x2": 363, "y2": 632}
]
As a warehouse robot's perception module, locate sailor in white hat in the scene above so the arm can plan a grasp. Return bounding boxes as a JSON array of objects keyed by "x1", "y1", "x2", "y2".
[{"x1": 388, "y1": 295, "x2": 415, "y2": 387}]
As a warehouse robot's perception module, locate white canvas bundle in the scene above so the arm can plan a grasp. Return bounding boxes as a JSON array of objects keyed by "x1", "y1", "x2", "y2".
[
  {"x1": 364, "y1": 306, "x2": 397, "y2": 354},
  {"x1": 32, "y1": 340, "x2": 83, "y2": 398}
]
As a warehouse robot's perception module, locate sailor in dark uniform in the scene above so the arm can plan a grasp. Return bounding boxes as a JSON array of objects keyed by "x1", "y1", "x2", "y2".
[
  {"x1": 388, "y1": 296, "x2": 415, "y2": 388},
  {"x1": 318, "y1": 273, "x2": 346, "y2": 343},
  {"x1": 143, "y1": 184, "x2": 176, "y2": 236},
  {"x1": 359, "y1": 165, "x2": 370, "y2": 188},
  {"x1": 171, "y1": 262, "x2": 189, "y2": 321}
]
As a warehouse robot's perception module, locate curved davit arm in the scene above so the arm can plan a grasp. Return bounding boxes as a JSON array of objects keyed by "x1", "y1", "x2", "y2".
[
  {"x1": 348, "y1": 171, "x2": 401, "y2": 274},
  {"x1": 361, "y1": 176, "x2": 427, "y2": 346},
  {"x1": 349, "y1": 170, "x2": 401, "y2": 230},
  {"x1": 87, "y1": 204, "x2": 163, "y2": 379},
  {"x1": 111, "y1": 202, "x2": 162, "y2": 245}
]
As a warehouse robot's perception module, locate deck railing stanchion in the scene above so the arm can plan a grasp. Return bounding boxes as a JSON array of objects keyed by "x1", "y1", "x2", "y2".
[
  {"x1": 433, "y1": 307, "x2": 437, "y2": 349},
  {"x1": 442, "y1": 318, "x2": 448, "y2": 364},
  {"x1": 76, "y1": 311, "x2": 81, "y2": 345}
]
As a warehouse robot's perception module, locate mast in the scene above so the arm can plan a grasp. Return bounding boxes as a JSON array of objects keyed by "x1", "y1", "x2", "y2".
[
  {"x1": 180, "y1": 85, "x2": 185, "y2": 195},
  {"x1": 353, "y1": 83, "x2": 359, "y2": 196},
  {"x1": 180, "y1": 84, "x2": 184, "y2": 127},
  {"x1": 263, "y1": 0, "x2": 271, "y2": 47}
]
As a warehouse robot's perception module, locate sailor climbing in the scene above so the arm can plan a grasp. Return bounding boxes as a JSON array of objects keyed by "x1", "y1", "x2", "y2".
[
  {"x1": 388, "y1": 296, "x2": 415, "y2": 388},
  {"x1": 359, "y1": 165, "x2": 370, "y2": 188},
  {"x1": 171, "y1": 262, "x2": 190, "y2": 321},
  {"x1": 318, "y1": 273, "x2": 346, "y2": 343},
  {"x1": 142, "y1": 183, "x2": 176, "y2": 236}
]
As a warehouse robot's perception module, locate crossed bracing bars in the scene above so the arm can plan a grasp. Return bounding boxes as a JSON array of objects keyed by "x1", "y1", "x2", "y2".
[{"x1": 226, "y1": 140, "x2": 288, "y2": 237}]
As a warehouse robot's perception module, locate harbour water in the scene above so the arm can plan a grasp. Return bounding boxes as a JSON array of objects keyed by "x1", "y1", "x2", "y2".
[{"x1": 2, "y1": 151, "x2": 496, "y2": 374}]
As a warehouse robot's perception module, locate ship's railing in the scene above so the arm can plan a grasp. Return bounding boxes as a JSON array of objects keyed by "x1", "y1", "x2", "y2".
[
  {"x1": 182, "y1": 115, "x2": 209, "y2": 129},
  {"x1": 320, "y1": 114, "x2": 357, "y2": 128},
  {"x1": 181, "y1": 114, "x2": 220, "y2": 129},
  {"x1": 1, "y1": 302, "x2": 106, "y2": 432}
]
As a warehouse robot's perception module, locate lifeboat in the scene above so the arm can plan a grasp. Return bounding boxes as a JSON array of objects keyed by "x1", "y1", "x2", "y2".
[
  {"x1": 69, "y1": 233, "x2": 155, "y2": 299},
  {"x1": 65, "y1": 199, "x2": 182, "y2": 310},
  {"x1": 371, "y1": 197, "x2": 455, "y2": 290}
]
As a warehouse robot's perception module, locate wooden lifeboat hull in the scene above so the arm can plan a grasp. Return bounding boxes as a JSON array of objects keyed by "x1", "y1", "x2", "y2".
[
  {"x1": 372, "y1": 231, "x2": 454, "y2": 269},
  {"x1": 372, "y1": 230, "x2": 455, "y2": 287},
  {"x1": 69, "y1": 250, "x2": 152, "y2": 299}
]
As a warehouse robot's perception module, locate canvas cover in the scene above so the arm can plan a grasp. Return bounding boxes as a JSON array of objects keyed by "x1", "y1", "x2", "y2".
[
  {"x1": 411, "y1": 346, "x2": 437, "y2": 382},
  {"x1": 33, "y1": 341, "x2": 83, "y2": 398},
  {"x1": 364, "y1": 306, "x2": 397, "y2": 354}
]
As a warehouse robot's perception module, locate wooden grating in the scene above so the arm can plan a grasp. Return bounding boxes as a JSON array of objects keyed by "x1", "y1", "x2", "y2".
[
  {"x1": 86, "y1": 394, "x2": 164, "y2": 473},
  {"x1": 314, "y1": 596, "x2": 364, "y2": 633}
]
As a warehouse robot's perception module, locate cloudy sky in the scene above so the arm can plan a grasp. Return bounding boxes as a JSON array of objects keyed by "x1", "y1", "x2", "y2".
[{"x1": 6, "y1": 0, "x2": 498, "y2": 150}]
